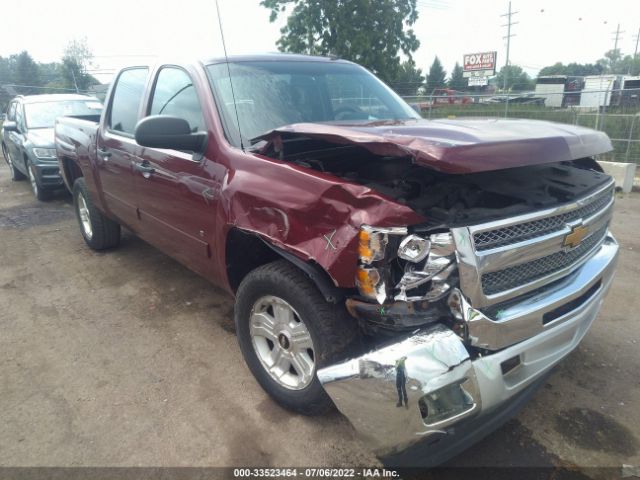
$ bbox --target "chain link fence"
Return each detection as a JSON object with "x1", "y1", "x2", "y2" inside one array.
[{"x1": 402, "y1": 88, "x2": 640, "y2": 164}]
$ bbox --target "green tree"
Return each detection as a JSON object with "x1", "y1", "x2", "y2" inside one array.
[
  {"x1": 619, "y1": 55, "x2": 640, "y2": 76},
  {"x1": 495, "y1": 64, "x2": 533, "y2": 91},
  {"x1": 0, "y1": 56, "x2": 13, "y2": 111},
  {"x1": 14, "y1": 51, "x2": 42, "y2": 95},
  {"x1": 260, "y1": 0, "x2": 420, "y2": 83},
  {"x1": 61, "y1": 38, "x2": 98, "y2": 91},
  {"x1": 597, "y1": 49, "x2": 624, "y2": 74},
  {"x1": 390, "y1": 60, "x2": 424, "y2": 96},
  {"x1": 596, "y1": 50, "x2": 640, "y2": 75},
  {"x1": 425, "y1": 56, "x2": 446, "y2": 93},
  {"x1": 538, "y1": 61, "x2": 604, "y2": 77},
  {"x1": 448, "y1": 62, "x2": 466, "y2": 90}
]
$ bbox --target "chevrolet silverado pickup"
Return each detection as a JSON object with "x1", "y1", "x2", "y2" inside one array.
[{"x1": 54, "y1": 54, "x2": 618, "y2": 464}]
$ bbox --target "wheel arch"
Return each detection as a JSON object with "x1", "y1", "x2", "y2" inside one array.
[
  {"x1": 225, "y1": 228, "x2": 345, "y2": 304},
  {"x1": 59, "y1": 155, "x2": 84, "y2": 191}
]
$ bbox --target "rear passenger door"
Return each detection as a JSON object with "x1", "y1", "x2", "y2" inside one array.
[
  {"x1": 134, "y1": 66, "x2": 222, "y2": 278},
  {"x1": 97, "y1": 67, "x2": 149, "y2": 229}
]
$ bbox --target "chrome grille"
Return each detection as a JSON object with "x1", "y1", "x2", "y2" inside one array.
[
  {"x1": 481, "y1": 225, "x2": 609, "y2": 295},
  {"x1": 474, "y1": 186, "x2": 614, "y2": 251},
  {"x1": 452, "y1": 180, "x2": 615, "y2": 308}
]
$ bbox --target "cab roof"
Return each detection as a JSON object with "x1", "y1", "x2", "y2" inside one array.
[{"x1": 203, "y1": 52, "x2": 352, "y2": 66}]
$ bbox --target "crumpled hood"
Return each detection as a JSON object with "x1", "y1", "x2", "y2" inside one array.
[
  {"x1": 257, "y1": 118, "x2": 612, "y2": 174},
  {"x1": 27, "y1": 128, "x2": 55, "y2": 147}
]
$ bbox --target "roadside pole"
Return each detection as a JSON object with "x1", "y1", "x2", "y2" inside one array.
[{"x1": 501, "y1": 1, "x2": 518, "y2": 118}]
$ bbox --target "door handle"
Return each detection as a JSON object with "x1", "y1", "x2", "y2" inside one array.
[
  {"x1": 97, "y1": 148, "x2": 112, "y2": 161},
  {"x1": 134, "y1": 161, "x2": 155, "y2": 179}
]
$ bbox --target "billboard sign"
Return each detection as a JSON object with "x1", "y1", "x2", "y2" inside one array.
[
  {"x1": 468, "y1": 76, "x2": 489, "y2": 87},
  {"x1": 463, "y1": 51, "x2": 497, "y2": 78}
]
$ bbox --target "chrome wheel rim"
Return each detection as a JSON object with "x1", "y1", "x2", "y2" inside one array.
[
  {"x1": 77, "y1": 193, "x2": 93, "y2": 239},
  {"x1": 250, "y1": 295, "x2": 315, "y2": 390},
  {"x1": 28, "y1": 166, "x2": 38, "y2": 196}
]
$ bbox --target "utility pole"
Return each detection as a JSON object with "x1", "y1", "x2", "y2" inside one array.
[
  {"x1": 630, "y1": 28, "x2": 639, "y2": 75},
  {"x1": 501, "y1": 1, "x2": 518, "y2": 117},
  {"x1": 610, "y1": 24, "x2": 624, "y2": 75},
  {"x1": 70, "y1": 69, "x2": 80, "y2": 94},
  {"x1": 612, "y1": 23, "x2": 624, "y2": 52}
]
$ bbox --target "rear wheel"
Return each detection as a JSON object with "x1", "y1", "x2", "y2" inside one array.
[
  {"x1": 27, "y1": 163, "x2": 52, "y2": 201},
  {"x1": 235, "y1": 260, "x2": 359, "y2": 415},
  {"x1": 73, "y1": 177, "x2": 121, "y2": 250},
  {"x1": 2, "y1": 144, "x2": 25, "y2": 181}
]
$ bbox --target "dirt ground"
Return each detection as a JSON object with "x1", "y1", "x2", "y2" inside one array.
[{"x1": 0, "y1": 156, "x2": 639, "y2": 476}]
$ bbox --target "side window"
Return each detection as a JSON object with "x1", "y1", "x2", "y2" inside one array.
[
  {"x1": 7, "y1": 102, "x2": 17, "y2": 121},
  {"x1": 150, "y1": 67, "x2": 205, "y2": 132},
  {"x1": 108, "y1": 68, "x2": 149, "y2": 135},
  {"x1": 15, "y1": 104, "x2": 25, "y2": 131}
]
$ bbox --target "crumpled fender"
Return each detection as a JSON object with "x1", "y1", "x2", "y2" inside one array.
[{"x1": 220, "y1": 152, "x2": 424, "y2": 288}]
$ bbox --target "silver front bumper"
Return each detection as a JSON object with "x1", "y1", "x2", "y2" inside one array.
[{"x1": 318, "y1": 234, "x2": 618, "y2": 456}]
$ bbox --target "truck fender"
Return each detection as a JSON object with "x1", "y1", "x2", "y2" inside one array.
[{"x1": 262, "y1": 240, "x2": 346, "y2": 304}]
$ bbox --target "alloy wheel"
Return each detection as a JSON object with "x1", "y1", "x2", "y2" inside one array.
[
  {"x1": 77, "y1": 193, "x2": 93, "y2": 239},
  {"x1": 249, "y1": 295, "x2": 315, "y2": 390},
  {"x1": 28, "y1": 166, "x2": 38, "y2": 197}
]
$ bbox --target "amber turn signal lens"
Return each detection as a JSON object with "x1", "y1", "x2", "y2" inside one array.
[
  {"x1": 358, "y1": 229, "x2": 374, "y2": 263},
  {"x1": 356, "y1": 267, "x2": 381, "y2": 298}
]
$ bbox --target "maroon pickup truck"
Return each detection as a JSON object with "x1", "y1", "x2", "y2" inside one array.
[{"x1": 55, "y1": 54, "x2": 618, "y2": 464}]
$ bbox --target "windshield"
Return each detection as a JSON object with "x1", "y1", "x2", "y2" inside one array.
[
  {"x1": 24, "y1": 100, "x2": 103, "y2": 129},
  {"x1": 206, "y1": 61, "x2": 419, "y2": 147}
]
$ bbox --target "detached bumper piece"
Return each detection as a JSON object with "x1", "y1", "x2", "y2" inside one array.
[{"x1": 318, "y1": 233, "x2": 618, "y2": 456}]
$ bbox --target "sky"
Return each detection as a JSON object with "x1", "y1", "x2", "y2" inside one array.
[{"x1": 0, "y1": 0, "x2": 638, "y2": 85}]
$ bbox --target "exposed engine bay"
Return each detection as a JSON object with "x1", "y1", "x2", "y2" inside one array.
[
  {"x1": 263, "y1": 136, "x2": 613, "y2": 337},
  {"x1": 265, "y1": 137, "x2": 611, "y2": 227}
]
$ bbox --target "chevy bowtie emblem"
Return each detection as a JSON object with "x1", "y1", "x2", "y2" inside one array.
[{"x1": 563, "y1": 224, "x2": 588, "y2": 249}]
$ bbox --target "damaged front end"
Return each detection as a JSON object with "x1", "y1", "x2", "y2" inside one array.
[
  {"x1": 352, "y1": 225, "x2": 460, "y2": 334},
  {"x1": 254, "y1": 120, "x2": 619, "y2": 458}
]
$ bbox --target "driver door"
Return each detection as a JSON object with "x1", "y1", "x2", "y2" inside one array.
[{"x1": 134, "y1": 66, "x2": 224, "y2": 279}]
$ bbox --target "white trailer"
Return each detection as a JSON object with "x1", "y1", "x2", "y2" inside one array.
[
  {"x1": 579, "y1": 75, "x2": 619, "y2": 108},
  {"x1": 535, "y1": 76, "x2": 567, "y2": 108}
]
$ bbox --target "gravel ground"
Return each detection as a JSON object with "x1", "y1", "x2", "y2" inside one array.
[{"x1": 0, "y1": 156, "x2": 638, "y2": 478}]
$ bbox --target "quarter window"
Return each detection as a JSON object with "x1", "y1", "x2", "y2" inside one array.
[
  {"x1": 108, "y1": 68, "x2": 149, "y2": 135},
  {"x1": 150, "y1": 67, "x2": 204, "y2": 133}
]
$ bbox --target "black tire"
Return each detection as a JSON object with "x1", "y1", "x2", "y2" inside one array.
[
  {"x1": 235, "y1": 259, "x2": 359, "y2": 415},
  {"x1": 27, "y1": 162, "x2": 52, "y2": 201},
  {"x1": 2, "y1": 144, "x2": 25, "y2": 181},
  {"x1": 73, "y1": 177, "x2": 121, "y2": 250}
]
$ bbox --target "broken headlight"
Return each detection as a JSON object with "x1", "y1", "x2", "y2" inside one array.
[
  {"x1": 398, "y1": 235, "x2": 430, "y2": 262},
  {"x1": 395, "y1": 232, "x2": 457, "y2": 302},
  {"x1": 355, "y1": 226, "x2": 457, "y2": 305}
]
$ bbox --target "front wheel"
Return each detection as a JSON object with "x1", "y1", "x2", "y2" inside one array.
[
  {"x1": 73, "y1": 178, "x2": 121, "y2": 250},
  {"x1": 28, "y1": 163, "x2": 52, "y2": 201},
  {"x1": 235, "y1": 260, "x2": 359, "y2": 415}
]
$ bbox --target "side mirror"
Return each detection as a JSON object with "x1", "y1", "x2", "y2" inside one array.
[
  {"x1": 134, "y1": 115, "x2": 207, "y2": 155},
  {"x1": 2, "y1": 121, "x2": 18, "y2": 133}
]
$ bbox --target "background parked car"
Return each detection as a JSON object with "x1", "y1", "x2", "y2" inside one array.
[{"x1": 1, "y1": 94, "x2": 102, "y2": 200}]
